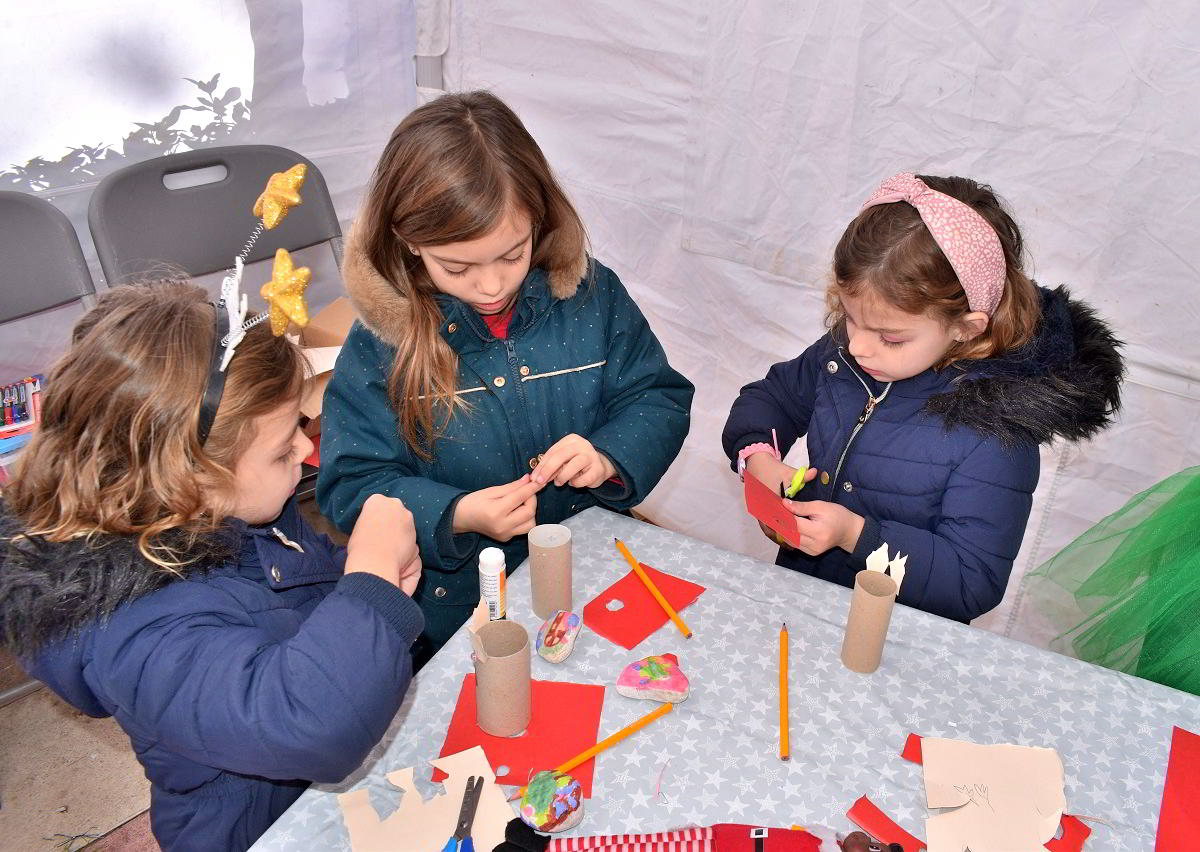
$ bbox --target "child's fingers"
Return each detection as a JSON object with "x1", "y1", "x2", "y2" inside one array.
[
  {"x1": 554, "y1": 454, "x2": 591, "y2": 487},
  {"x1": 499, "y1": 479, "x2": 542, "y2": 511},
  {"x1": 488, "y1": 474, "x2": 533, "y2": 496},
  {"x1": 782, "y1": 499, "x2": 819, "y2": 517},
  {"x1": 804, "y1": 466, "x2": 819, "y2": 483}
]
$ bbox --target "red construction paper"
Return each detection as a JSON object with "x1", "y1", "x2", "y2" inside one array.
[
  {"x1": 1045, "y1": 815, "x2": 1091, "y2": 852},
  {"x1": 901, "y1": 732, "x2": 923, "y2": 764},
  {"x1": 583, "y1": 562, "x2": 705, "y2": 650},
  {"x1": 1155, "y1": 726, "x2": 1200, "y2": 851},
  {"x1": 434, "y1": 675, "x2": 606, "y2": 797},
  {"x1": 846, "y1": 796, "x2": 927, "y2": 852},
  {"x1": 901, "y1": 733, "x2": 1089, "y2": 851},
  {"x1": 744, "y1": 473, "x2": 804, "y2": 548}
]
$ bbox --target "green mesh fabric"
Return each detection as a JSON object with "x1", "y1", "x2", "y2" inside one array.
[{"x1": 1028, "y1": 466, "x2": 1200, "y2": 696}]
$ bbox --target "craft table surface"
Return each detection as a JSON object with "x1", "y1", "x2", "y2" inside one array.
[{"x1": 253, "y1": 507, "x2": 1200, "y2": 851}]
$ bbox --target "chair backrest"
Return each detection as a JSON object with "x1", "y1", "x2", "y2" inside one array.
[
  {"x1": 0, "y1": 191, "x2": 96, "y2": 324},
  {"x1": 88, "y1": 145, "x2": 342, "y2": 284}
]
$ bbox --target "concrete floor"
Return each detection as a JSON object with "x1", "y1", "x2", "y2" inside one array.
[{"x1": 0, "y1": 687, "x2": 151, "y2": 850}]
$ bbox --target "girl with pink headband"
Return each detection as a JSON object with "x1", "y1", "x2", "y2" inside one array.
[{"x1": 723, "y1": 173, "x2": 1124, "y2": 622}]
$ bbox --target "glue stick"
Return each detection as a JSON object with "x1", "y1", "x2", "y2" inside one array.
[{"x1": 478, "y1": 547, "x2": 507, "y2": 620}]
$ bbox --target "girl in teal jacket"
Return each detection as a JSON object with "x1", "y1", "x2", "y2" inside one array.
[{"x1": 316, "y1": 91, "x2": 693, "y2": 665}]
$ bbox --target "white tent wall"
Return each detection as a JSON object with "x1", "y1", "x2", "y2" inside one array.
[
  {"x1": 436, "y1": 0, "x2": 1200, "y2": 646},
  {"x1": 0, "y1": 0, "x2": 418, "y2": 380}
]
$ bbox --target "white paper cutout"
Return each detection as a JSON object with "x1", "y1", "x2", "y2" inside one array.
[
  {"x1": 922, "y1": 738, "x2": 1065, "y2": 852},
  {"x1": 337, "y1": 745, "x2": 515, "y2": 852},
  {"x1": 865, "y1": 543, "x2": 907, "y2": 592}
]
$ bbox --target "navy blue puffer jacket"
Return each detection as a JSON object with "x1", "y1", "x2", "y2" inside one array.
[
  {"x1": 723, "y1": 286, "x2": 1122, "y2": 622},
  {"x1": 0, "y1": 498, "x2": 424, "y2": 852}
]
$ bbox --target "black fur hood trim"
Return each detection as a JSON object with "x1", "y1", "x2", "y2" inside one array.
[
  {"x1": 0, "y1": 501, "x2": 239, "y2": 657},
  {"x1": 926, "y1": 285, "x2": 1124, "y2": 446}
]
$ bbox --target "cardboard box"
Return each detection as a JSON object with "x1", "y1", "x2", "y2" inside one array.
[{"x1": 295, "y1": 296, "x2": 357, "y2": 437}]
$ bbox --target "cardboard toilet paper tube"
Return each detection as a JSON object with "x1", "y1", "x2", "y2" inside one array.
[
  {"x1": 840, "y1": 570, "x2": 898, "y2": 674},
  {"x1": 474, "y1": 620, "x2": 532, "y2": 736},
  {"x1": 528, "y1": 524, "x2": 573, "y2": 620}
]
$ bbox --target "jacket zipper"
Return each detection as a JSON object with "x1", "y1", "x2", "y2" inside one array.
[{"x1": 830, "y1": 349, "x2": 892, "y2": 492}]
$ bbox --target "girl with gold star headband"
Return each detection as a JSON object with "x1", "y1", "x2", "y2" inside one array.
[{"x1": 0, "y1": 162, "x2": 427, "y2": 852}]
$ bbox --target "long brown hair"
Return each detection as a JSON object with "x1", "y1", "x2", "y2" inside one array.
[
  {"x1": 4, "y1": 281, "x2": 305, "y2": 568},
  {"x1": 358, "y1": 90, "x2": 588, "y2": 459},
  {"x1": 828, "y1": 174, "x2": 1042, "y2": 368}
]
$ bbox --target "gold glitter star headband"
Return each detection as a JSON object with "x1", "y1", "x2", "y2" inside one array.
[{"x1": 198, "y1": 164, "x2": 313, "y2": 444}]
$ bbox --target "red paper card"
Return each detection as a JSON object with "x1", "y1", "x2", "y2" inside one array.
[
  {"x1": 1156, "y1": 726, "x2": 1200, "y2": 851},
  {"x1": 583, "y1": 562, "x2": 705, "y2": 650},
  {"x1": 744, "y1": 472, "x2": 804, "y2": 548},
  {"x1": 846, "y1": 796, "x2": 927, "y2": 852},
  {"x1": 435, "y1": 675, "x2": 606, "y2": 797}
]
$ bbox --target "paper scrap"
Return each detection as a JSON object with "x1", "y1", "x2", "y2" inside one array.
[
  {"x1": 922, "y1": 738, "x2": 1065, "y2": 852},
  {"x1": 435, "y1": 675, "x2": 606, "y2": 797},
  {"x1": 583, "y1": 562, "x2": 705, "y2": 650},
  {"x1": 337, "y1": 746, "x2": 513, "y2": 852},
  {"x1": 846, "y1": 795, "x2": 927, "y2": 851},
  {"x1": 902, "y1": 733, "x2": 1088, "y2": 852},
  {"x1": 865, "y1": 543, "x2": 907, "y2": 592}
]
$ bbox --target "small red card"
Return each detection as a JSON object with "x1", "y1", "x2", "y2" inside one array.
[
  {"x1": 583, "y1": 562, "x2": 705, "y2": 650},
  {"x1": 744, "y1": 472, "x2": 804, "y2": 548},
  {"x1": 434, "y1": 676, "x2": 606, "y2": 797}
]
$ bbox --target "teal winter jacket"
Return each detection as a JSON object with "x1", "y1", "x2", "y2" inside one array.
[{"x1": 316, "y1": 226, "x2": 693, "y2": 663}]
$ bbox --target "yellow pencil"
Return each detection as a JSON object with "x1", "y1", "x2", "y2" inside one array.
[
  {"x1": 779, "y1": 621, "x2": 790, "y2": 761},
  {"x1": 614, "y1": 537, "x2": 693, "y2": 639},
  {"x1": 508, "y1": 702, "x2": 674, "y2": 800}
]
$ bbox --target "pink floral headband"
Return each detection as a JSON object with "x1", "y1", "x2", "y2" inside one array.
[{"x1": 860, "y1": 172, "x2": 1006, "y2": 316}]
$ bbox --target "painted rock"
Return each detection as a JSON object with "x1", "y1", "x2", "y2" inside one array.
[
  {"x1": 615, "y1": 653, "x2": 690, "y2": 703},
  {"x1": 536, "y1": 610, "x2": 582, "y2": 663},
  {"x1": 519, "y1": 770, "x2": 584, "y2": 833}
]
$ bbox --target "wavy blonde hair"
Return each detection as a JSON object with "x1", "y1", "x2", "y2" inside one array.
[
  {"x1": 4, "y1": 281, "x2": 305, "y2": 568},
  {"x1": 827, "y1": 174, "x2": 1042, "y2": 369},
  {"x1": 359, "y1": 90, "x2": 588, "y2": 460}
]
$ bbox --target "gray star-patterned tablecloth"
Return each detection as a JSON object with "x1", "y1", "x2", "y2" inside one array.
[{"x1": 253, "y1": 507, "x2": 1199, "y2": 851}]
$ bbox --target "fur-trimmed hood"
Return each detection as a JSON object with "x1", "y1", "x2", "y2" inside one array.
[
  {"x1": 341, "y1": 219, "x2": 589, "y2": 347},
  {"x1": 0, "y1": 501, "x2": 238, "y2": 657},
  {"x1": 926, "y1": 285, "x2": 1124, "y2": 446}
]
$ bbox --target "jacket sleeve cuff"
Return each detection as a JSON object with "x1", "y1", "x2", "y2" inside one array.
[
  {"x1": 849, "y1": 516, "x2": 883, "y2": 566},
  {"x1": 590, "y1": 453, "x2": 635, "y2": 504},
  {"x1": 435, "y1": 492, "x2": 482, "y2": 568},
  {"x1": 336, "y1": 572, "x2": 426, "y2": 646}
]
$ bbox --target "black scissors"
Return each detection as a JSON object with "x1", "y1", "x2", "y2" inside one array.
[{"x1": 440, "y1": 775, "x2": 483, "y2": 852}]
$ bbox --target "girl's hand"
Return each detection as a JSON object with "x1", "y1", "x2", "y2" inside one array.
[
  {"x1": 745, "y1": 454, "x2": 817, "y2": 496},
  {"x1": 533, "y1": 434, "x2": 617, "y2": 489},
  {"x1": 345, "y1": 494, "x2": 421, "y2": 587},
  {"x1": 397, "y1": 553, "x2": 422, "y2": 596},
  {"x1": 453, "y1": 475, "x2": 541, "y2": 541},
  {"x1": 782, "y1": 499, "x2": 865, "y2": 556}
]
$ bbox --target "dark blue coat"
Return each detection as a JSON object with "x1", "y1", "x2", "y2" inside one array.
[
  {"x1": 318, "y1": 229, "x2": 693, "y2": 663},
  {"x1": 722, "y1": 286, "x2": 1123, "y2": 622},
  {"x1": 1, "y1": 499, "x2": 424, "y2": 852}
]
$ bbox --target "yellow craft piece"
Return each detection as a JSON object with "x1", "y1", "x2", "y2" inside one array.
[
  {"x1": 260, "y1": 249, "x2": 311, "y2": 335},
  {"x1": 253, "y1": 164, "x2": 307, "y2": 229}
]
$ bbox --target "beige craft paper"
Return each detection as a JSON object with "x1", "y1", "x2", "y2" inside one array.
[
  {"x1": 922, "y1": 737, "x2": 1065, "y2": 852},
  {"x1": 840, "y1": 569, "x2": 898, "y2": 673},
  {"x1": 337, "y1": 745, "x2": 515, "y2": 852},
  {"x1": 473, "y1": 619, "x2": 532, "y2": 736},
  {"x1": 528, "y1": 524, "x2": 573, "y2": 619}
]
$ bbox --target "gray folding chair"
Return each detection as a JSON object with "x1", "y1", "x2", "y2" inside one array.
[
  {"x1": 0, "y1": 191, "x2": 96, "y2": 323},
  {"x1": 87, "y1": 144, "x2": 343, "y2": 284}
]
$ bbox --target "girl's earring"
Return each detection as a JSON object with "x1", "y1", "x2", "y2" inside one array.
[{"x1": 407, "y1": 245, "x2": 421, "y2": 256}]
